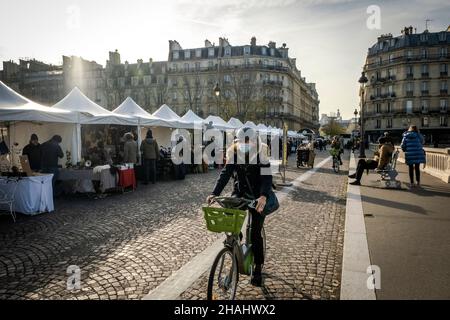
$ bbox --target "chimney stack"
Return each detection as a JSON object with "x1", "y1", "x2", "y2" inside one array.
[{"x1": 251, "y1": 36, "x2": 256, "y2": 46}]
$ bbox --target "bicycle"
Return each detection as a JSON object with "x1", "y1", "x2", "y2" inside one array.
[
  {"x1": 203, "y1": 196, "x2": 266, "y2": 300},
  {"x1": 330, "y1": 149, "x2": 340, "y2": 173}
]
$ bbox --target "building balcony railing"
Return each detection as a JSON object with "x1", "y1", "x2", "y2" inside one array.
[
  {"x1": 441, "y1": 71, "x2": 449, "y2": 77},
  {"x1": 264, "y1": 96, "x2": 283, "y2": 102},
  {"x1": 406, "y1": 91, "x2": 414, "y2": 97},
  {"x1": 406, "y1": 73, "x2": 414, "y2": 79},
  {"x1": 262, "y1": 80, "x2": 284, "y2": 86},
  {"x1": 421, "y1": 90, "x2": 430, "y2": 96},
  {"x1": 441, "y1": 89, "x2": 448, "y2": 95},
  {"x1": 421, "y1": 72, "x2": 430, "y2": 78},
  {"x1": 370, "y1": 75, "x2": 397, "y2": 84},
  {"x1": 167, "y1": 63, "x2": 290, "y2": 74},
  {"x1": 369, "y1": 92, "x2": 396, "y2": 100}
]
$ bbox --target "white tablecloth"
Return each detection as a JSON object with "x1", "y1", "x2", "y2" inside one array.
[{"x1": 0, "y1": 175, "x2": 54, "y2": 215}]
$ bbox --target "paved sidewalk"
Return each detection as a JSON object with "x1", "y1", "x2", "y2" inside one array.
[{"x1": 352, "y1": 152, "x2": 450, "y2": 299}]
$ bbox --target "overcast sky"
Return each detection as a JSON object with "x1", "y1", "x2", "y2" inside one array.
[{"x1": 1, "y1": 0, "x2": 449, "y2": 119}]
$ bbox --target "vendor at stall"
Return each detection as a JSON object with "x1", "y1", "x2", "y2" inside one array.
[{"x1": 22, "y1": 134, "x2": 41, "y2": 171}]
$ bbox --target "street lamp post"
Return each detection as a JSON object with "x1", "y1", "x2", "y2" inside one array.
[
  {"x1": 358, "y1": 71, "x2": 368, "y2": 158},
  {"x1": 214, "y1": 82, "x2": 221, "y2": 114}
]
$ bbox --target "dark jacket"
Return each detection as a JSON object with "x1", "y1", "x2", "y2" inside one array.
[
  {"x1": 212, "y1": 144, "x2": 272, "y2": 199},
  {"x1": 140, "y1": 138, "x2": 160, "y2": 160},
  {"x1": 40, "y1": 140, "x2": 64, "y2": 168},
  {"x1": 401, "y1": 131, "x2": 425, "y2": 165},
  {"x1": 22, "y1": 143, "x2": 41, "y2": 171}
]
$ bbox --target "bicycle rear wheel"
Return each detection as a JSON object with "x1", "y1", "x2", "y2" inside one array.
[{"x1": 207, "y1": 247, "x2": 239, "y2": 300}]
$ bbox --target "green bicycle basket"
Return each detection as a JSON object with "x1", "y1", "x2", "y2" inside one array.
[{"x1": 203, "y1": 207, "x2": 247, "y2": 234}]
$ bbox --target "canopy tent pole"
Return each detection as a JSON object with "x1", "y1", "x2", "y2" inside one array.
[
  {"x1": 76, "y1": 123, "x2": 82, "y2": 165},
  {"x1": 137, "y1": 118, "x2": 142, "y2": 165}
]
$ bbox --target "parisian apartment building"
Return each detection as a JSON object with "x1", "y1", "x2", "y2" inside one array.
[
  {"x1": 363, "y1": 26, "x2": 450, "y2": 144},
  {"x1": 0, "y1": 37, "x2": 320, "y2": 131}
]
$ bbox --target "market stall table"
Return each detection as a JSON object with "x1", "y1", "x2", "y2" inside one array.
[
  {"x1": 58, "y1": 168, "x2": 97, "y2": 193},
  {"x1": 118, "y1": 168, "x2": 136, "y2": 190},
  {"x1": 0, "y1": 174, "x2": 54, "y2": 215}
]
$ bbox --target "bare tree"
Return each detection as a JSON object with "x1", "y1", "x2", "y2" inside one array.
[
  {"x1": 180, "y1": 72, "x2": 204, "y2": 114},
  {"x1": 146, "y1": 80, "x2": 168, "y2": 111},
  {"x1": 219, "y1": 70, "x2": 274, "y2": 122}
]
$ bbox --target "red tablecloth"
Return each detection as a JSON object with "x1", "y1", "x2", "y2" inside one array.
[{"x1": 118, "y1": 168, "x2": 136, "y2": 190}]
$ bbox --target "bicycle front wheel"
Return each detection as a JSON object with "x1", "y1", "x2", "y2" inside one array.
[
  {"x1": 207, "y1": 247, "x2": 239, "y2": 300},
  {"x1": 333, "y1": 159, "x2": 340, "y2": 173}
]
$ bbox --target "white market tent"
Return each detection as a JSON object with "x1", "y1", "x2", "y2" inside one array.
[
  {"x1": 181, "y1": 109, "x2": 204, "y2": 126},
  {"x1": 256, "y1": 123, "x2": 269, "y2": 134},
  {"x1": 113, "y1": 97, "x2": 169, "y2": 127},
  {"x1": 53, "y1": 87, "x2": 135, "y2": 125},
  {"x1": 243, "y1": 121, "x2": 258, "y2": 130},
  {"x1": 204, "y1": 115, "x2": 234, "y2": 131},
  {"x1": 0, "y1": 81, "x2": 73, "y2": 123},
  {"x1": 51, "y1": 87, "x2": 137, "y2": 164},
  {"x1": 227, "y1": 117, "x2": 244, "y2": 129},
  {"x1": 0, "y1": 81, "x2": 80, "y2": 168},
  {"x1": 113, "y1": 97, "x2": 174, "y2": 157},
  {"x1": 150, "y1": 104, "x2": 193, "y2": 147}
]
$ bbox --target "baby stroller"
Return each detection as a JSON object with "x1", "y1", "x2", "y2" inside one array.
[{"x1": 296, "y1": 148, "x2": 309, "y2": 168}]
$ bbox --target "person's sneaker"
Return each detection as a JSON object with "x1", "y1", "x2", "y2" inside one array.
[
  {"x1": 349, "y1": 180, "x2": 361, "y2": 186},
  {"x1": 408, "y1": 183, "x2": 415, "y2": 189},
  {"x1": 348, "y1": 173, "x2": 356, "y2": 179}
]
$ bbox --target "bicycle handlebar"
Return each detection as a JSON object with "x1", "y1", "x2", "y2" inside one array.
[{"x1": 209, "y1": 196, "x2": 254, "y2": 210}]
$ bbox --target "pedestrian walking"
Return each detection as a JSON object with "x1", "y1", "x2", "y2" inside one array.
[{"x1": 401, "y1": 125, "x2": 425, "y2": 188}]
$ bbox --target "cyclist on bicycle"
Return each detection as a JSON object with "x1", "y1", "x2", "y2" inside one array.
[
  {"x1": 330, "y1": 136, "x2": 343, "y2": 165},
  {"x1": 207, "y1": 127, "x2": 273, "y2": 287}
]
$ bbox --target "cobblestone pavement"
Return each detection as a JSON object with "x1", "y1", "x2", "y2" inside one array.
[
  {"x1": 0, "y1": 150, "x2": 348, "y2": 300},
  {"x1": 181, "y1": 150, "x2": 349, "y2": 300},
  {"x1": 0, "y1": 169, "x2": 228, "y2": 300}
]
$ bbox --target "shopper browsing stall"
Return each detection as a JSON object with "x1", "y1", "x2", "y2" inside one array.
[
  {"x1": 22, "y1": 134, "x2": 41, "y2": 171},
  {"x1": 140, "y1": 130, "x2": 159, "y2": 185}
]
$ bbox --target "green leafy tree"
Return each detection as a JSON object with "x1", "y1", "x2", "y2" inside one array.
[{"x1": 321, "y1": 119, "x2": 346, "y2": 137}]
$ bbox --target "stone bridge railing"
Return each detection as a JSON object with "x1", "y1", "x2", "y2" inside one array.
[{"x1": 369, "y1": 144, "x2": 450, "y2": 183}]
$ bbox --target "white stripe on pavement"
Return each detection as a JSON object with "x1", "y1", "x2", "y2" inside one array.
[
  {"x1": 340, "y1": 153, "x2": 376, "y2": 300},
  {"x1": 143, "y1": 156, "x2": 331, "y2": 300}
]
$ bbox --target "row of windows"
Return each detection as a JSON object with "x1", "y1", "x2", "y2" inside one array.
[
  {"x1": 170, "y1": 59, "x2": 284, "y2": 72},
  {"x1": 372, "y1": 46, "x2": 448, "y2": 64},
  {"x1": 374, "y1": 116, "x2": 448, "y2": 128},
  {"x1": 371, "y1": 80, "x2": 448, "y2": 96},
  {"x1": 372, "y1": 63, "x2": 448, "y2": 80},
  {"x1": 172, "y1": 46, "x2": 278, "y2": 60},
  {"x1": 372, "y1": 99, "x2": 449, "y2": 113}
]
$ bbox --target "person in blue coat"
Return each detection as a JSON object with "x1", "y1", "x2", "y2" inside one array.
[{"x1": 401, "y1": 125, "x2": 425, "y2": 187}]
